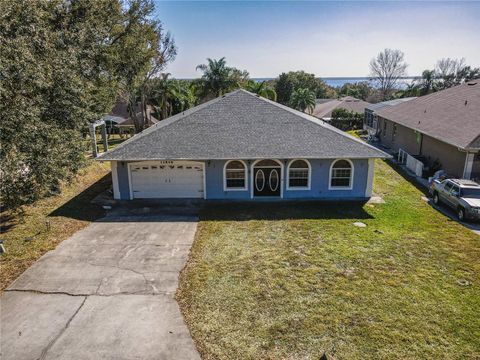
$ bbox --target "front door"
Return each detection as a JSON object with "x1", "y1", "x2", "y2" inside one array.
[{"x1": 254, "y1": 167, "x2": 281, "y2": 197}]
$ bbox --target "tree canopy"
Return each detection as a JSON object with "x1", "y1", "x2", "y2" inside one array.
[
  {"x1": 0, "y1": 0, "x2": 173, "y2": 209},
  {"x1": 370, "y1": 48, "x2": 408, "y2": 100},
  {"x1": 196, "y1": 57, "x2": 249, "y2": 100},
  {"x1": 244, "y1": 80, "x2": 277, "y2": 101},
  {"x1": 274, "y1": 71, "x2": 335, "y2": 105},
  {"x1": 395, "y1": 57, "x2": 480, "y2": 98},
  {"x1": 289, "y1": 88, "x2": 316, "y2": 114}
]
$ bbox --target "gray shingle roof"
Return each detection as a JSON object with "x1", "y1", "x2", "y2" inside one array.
[
  {"x1": 366, "y1": 97, "x2": 417, "y2": 112},
  {"x1": 99, "y1": 90, "x2": 389, "y2": 161},
  {"x1": 375, "y1": 80, "x2": 480, "y2": 150}
]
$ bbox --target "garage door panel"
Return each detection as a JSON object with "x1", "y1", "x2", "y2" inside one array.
[{"x1": 130, "y1": 161, "x2": 204, "y2": 199}]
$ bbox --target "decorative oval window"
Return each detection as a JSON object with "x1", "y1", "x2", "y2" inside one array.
[
  {"x1": 255, "y1": 170, "x2": 265, "y2": 191},
  {"x1": 269, "y1": 169, "x2": 279, "y2": 191}
]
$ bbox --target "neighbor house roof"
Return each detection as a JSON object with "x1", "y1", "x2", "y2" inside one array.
[
  {"x1": 103, "y1": 100, "x2": 159, "y2": 126},
  {"x1": 99, "y1": 90, "x2": 389, "y2": 161},
  {"x1": 376, "y1": 80, "x2": 480, "y2": 150},
  {"x1": 365, "y1": 97, "x2": 416, "y2": 112},
  {"x1": 313, "y1": 96, "x2": 371, "y2": 119}
]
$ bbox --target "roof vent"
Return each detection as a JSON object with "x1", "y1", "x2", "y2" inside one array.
[{"x1": 465, "y1": 100, "x2": 468, "y2": 106}]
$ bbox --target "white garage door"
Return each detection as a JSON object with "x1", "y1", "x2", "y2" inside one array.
[{"x1": 129, "y1": 161, "x2": 204, "y2": 199}]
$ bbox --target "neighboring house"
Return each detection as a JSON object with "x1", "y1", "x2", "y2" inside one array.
[
  {"x1": 99, "y1": 90, "x2": 389, "y2": 200},
  {"x1": 373, "y1": 80, "x2": 480, "y2": 180},
  {"x1": 103, "y1": 100, "x2": 159, "y2": 130},
  {"x1": 313, "y1": 96, "x2": 371, "y2": 121},
  {"x1": 363, "y1": 97, "x2": 416, "y2": 134}
]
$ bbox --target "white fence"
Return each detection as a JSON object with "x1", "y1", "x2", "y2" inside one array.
[{"x1": 398, "y1": 148, "x2": 424, "y2": 177}]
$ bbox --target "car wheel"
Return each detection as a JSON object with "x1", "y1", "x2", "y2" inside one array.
[
  {"x1": 433, "y1": 193, "x2": 440, "y2": 205},
  {"x1": 458, "y1": 208, "x2": 465, "y2": 221}
]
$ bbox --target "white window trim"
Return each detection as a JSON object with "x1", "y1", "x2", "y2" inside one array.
[
  {"x1": 329, "y1": 159, "x2": 354, "y2": 190},
  {"x1": 286, "y1": 159, "x2": 311, "y2": 190},
  {"x1": 223, "y1": 160, "x2": 248, "y2": 191},
  {"x1": 250, "y1": 159, "x2": 284, "y2": 198}
]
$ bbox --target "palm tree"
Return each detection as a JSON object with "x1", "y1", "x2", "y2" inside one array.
[
  {"x1": 152, "y1": 73, "x2": 177, "y2": 119},
  {"x1": 419, "y1": 69, "x2": 435, "y2": 95},
  {"x1": 196, "y1": 57, "x2": 247, "y2": 98},
  {"x1": 170, "y1": 81, "x2": 197, "y2": 113},
  {"x1": 244, "y1": 80, "x2": 277, "y2": 101},
  {"x1": 289, "y1": 88, "x2": 316, "y2": 113}
]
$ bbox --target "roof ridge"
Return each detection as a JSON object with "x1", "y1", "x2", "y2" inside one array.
[
  {"x1": 98, "y1": 90, "x2": 241, "y2": 159},
  {"x1": 99, "y1": 88, "x2": 389, "y2": 161},
  {"x1": 241, "y1": 90, "x2": 388, "y2": 156}
]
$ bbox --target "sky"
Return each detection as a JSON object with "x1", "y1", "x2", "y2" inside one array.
[{"x1": 154, "y1": 1, "x2": 480, "y2": 78}]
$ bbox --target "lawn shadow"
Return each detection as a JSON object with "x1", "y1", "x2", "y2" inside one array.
[
  {"x1": 200, "y1": 200, "x2": 373, "y2": 221},
  {"x1": 0, "y1": 212, "x2": 19, "y2": 234},
  {"x1": 49, "y1": 173, "x2": 112, "y2": 221}
]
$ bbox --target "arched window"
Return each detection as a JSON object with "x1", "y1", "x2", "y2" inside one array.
[
  {"x1": 330, "y1": 159, "x2": 353, "y2": 189},
  {"x1": 287, "y1": 160, "x2": 311, "y2": 189},
  {"x1": 224, "y1": 160, "x2": 247, "y2": 190}
]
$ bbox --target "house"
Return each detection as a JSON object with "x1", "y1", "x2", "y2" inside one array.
[
  {"x1": 372, "y1": 80, "x2": 480, "y2": 180},
  {"x1": 313, "y1": 96, "x2": 371, "y2": 121},
  {"x1": 363, "y1": 97, "x2": 416, "y2": 133},
  {"x1": 103, "y1": 99, "x2": 159, "y2": 132},
  {"x1": 99, "y1": 90, "x2": 389, "y2": 200}
]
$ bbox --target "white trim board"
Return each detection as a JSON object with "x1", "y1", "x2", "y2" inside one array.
[
  {"x1": 223, "y1": 160, "x2": 248, "y2": 192},
  {"x1": 286, "y1": 159, "x2": 311, "y2": 191},
  {"x1": 250, "y1": 159, "x2": 284, "y2": 199},
  {"x1": 328, "y1": 159, "x2": 355, "y2": 191}
]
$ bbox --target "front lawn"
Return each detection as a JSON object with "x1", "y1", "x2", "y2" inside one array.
[
  {"x1": 177, "y1": 159, "x2": 480, "y2": 359},
  {"x1": 0, "y1": 161, "x2": 111, "y2": 291}
]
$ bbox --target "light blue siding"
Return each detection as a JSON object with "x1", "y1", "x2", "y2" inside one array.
[
  {"x1": 113, "y1": 158, "x2": 372, "y2": 200},
  {"x1": 204, "y1": 160, "x2": 251, "y2": 199},
  {"x1": 205, "y1": 159, "x2": 369, "y2": 200},
  {"x1": 284, "y1": 159, "x2": 368, "y2": 199}
]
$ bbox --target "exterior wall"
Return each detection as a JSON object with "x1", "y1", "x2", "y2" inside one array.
[
  {"x1": 472, "y1": 154, "x2": 480, "y2": 181},
  {"x1": 113, "y1": 161, "x2": 132, "y2": 200},
  {"x1": 204, "y1": 160, "x2": 251, "y2": 200},
  {"x1": 421, "y1": 136, "x2": 466, "y2": 177},
  {"x1": 113, "y1": 158, "x2": 374, "y2": 200},
  {"x1": 205, "y1": 158, "x2": 370, "y2": 200},
  {"x1": 377, "y1": 116, "x2": 470, "y2": 178},
  {"x1": 377, "y1": 117, "x2": 420, "y2": 154}
]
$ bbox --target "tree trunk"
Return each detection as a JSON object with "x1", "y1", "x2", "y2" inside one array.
[{"x1": 128, "y1": 95, "x2": 144, "y2": 133}]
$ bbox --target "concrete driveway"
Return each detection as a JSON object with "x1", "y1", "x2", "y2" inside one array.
[{"x1": 1, "y1": 211, "x2": 201, "y2": 360}]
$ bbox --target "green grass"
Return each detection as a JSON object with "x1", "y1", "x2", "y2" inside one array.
[
  {"x1": 0, "y1": 161, "x2": 111, "y2": 291},
  {"x1": 177, "y1": 159, "x2": 480, "y2": 360}
]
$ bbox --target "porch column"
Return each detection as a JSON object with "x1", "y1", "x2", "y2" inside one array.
[
  {"x1": 463, "y1": 152, "x2": 475, "y2": 179},
  {"x1": 101, "y1": 124, "x2": 108, "y2": 152},
  {"x1": 90, "y1": 124, "x2": 98, "y2": 158}
]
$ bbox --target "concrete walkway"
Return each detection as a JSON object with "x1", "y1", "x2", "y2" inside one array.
[{"x1": 1, "y1": 213, "x2": 201, "y2": 360}]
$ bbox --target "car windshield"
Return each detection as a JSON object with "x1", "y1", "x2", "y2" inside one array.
[{"x1": 461, "y1": 187, "x2": 480, "y2": 197}]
